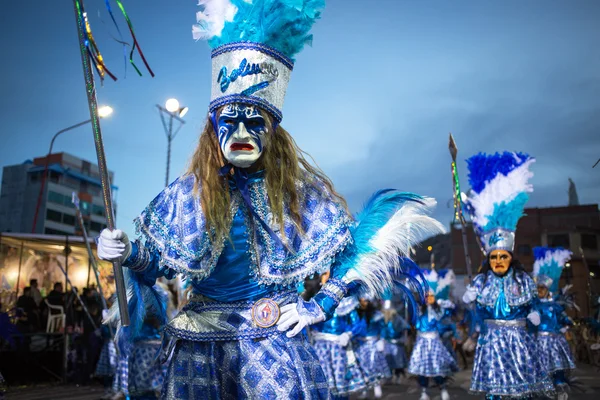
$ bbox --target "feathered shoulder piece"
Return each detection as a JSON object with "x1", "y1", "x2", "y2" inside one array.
[
  {"x1": 533, "y1": 246, "x2": 572, "y2": 294},
  {"x1": 465, "y1": 152, "x2": 535, "y2": 254},
  {"x1": 193, "y1": 0, "x2": 325, "y2": 122}
]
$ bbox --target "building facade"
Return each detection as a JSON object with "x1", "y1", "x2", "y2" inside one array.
[
  {"x1": 450, "y1": 204, "x2": 600, "y2": 318},
  {"x1": 0, "y1": 152, "x2": 116, "y2": 237}
]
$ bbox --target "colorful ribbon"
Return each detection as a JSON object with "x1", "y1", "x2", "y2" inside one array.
[{"x1": 114, "y1": 0, "x2": 155, "y2": 77}]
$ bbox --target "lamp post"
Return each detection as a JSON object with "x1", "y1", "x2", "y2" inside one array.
[
  {"x1": 157, "y1": 99, "x2": 187, "y2": 187},
  {"x1": 31, "y1": 106, "x2": 113, "y2": 233}
]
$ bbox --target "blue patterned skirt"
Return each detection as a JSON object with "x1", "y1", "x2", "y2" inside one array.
[
  {"x1": 113, "y1": 355, "x2": 130, "y2": 395},
  {"x1": 95, "y1": 339, "x2": 117, "y2": 377},
  {"x1": 161, "y1": 332, "x2": 330, "y2": 399},
  {"x1": 471, "y1": 320, "x2": 554, "y2": 397},
  {"x1": 408, "y1": 332, "x2": 458, "y2": 377},
  {"x1": 538, "y1": 332, "x2": 576, "y2": 373},
  {"x1": 129, "y1": 340, "x2": 168, "y2": 397},
  {"x1": 313, "y1": 335, "x2": 367, "y2": 396},
  {"x1": 383, "y1": 340, "x2": 407, "y2": 370},
  {"x1": 354, "y1": 337, "x2": 391, "y2": 385}
]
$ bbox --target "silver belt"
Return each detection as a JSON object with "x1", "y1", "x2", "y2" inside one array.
[
  {"x1": 387, "y1": 338, "x2": 404, "y2": 345},
  {"x1": 484, "y1": 319, "x2": 526, "y2": 328},
  {"x1": 538, "y1": 331, "x2": 558, "y2": 337},
  {"x1": 357, "y1": 336, "x2": 379, "y2": 342},
  {"x1": 418, "y1": 332, "x2": 439, "y2": 339},
  {"x1": 312, "y1": 332, "x2": 343, "y2": 342}
]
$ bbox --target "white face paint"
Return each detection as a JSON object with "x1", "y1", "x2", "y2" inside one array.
[{"x1": 217, "y1": 104, "x2": 268, "y2": 168}]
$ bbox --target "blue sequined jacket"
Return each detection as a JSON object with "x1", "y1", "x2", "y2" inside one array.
[
  {"x1": 122, "y1": 171, "x2": 353, "y2": 337},
  {"x1": 312, "y1": 297, "x2": 363, "y2": 336},
  {"x1": 470, "y1": 269, "x2": 538, "y2": 330},
  {"x1": 535, "y1": 298, "x2": 572, "y2": 334},
  {"x1": 381, "y1": 314, "x2": 410, "y2": 342}
]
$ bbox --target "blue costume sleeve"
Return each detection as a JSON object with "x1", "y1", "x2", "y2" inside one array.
[
  {"x1": 312, "y1": 277, "x2": 350, "y2": 320},
  {"x1": 123, "y1": 241, "x2": 177, "y2": 286},
  {"x1": 349, "y1": 311, "x2": 366, "y2": 337},
  {"x1": 558, "y1": 305, "x2": 573, "y2": 327}
]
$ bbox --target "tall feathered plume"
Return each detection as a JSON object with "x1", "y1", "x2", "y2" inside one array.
[
  {"x1": 333, "y1": 189, "x2": 445, "y2": 301},
  {"x1": 423, "y1": 268, "x2": 455, "y2": 300},
  {"x1": 533, "y1": 246, "x2": 572, "y2": 294},
  {"x1": 466, "y1": 152, "x2": 535, "y2": 232},
  {"x1": 193, "y1": 0, "x2": 325, "y2": 60},
  {"x1": 104, "y1": 269, "x2": 167, "y2": 353}
]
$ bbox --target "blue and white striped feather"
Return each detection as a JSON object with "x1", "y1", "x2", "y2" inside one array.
[
  {"x1": 333, "y1": 189, "x2": 445, "y2": 301},
  {"x1": 533, "y1": 246, "x2": 572, "y2": 294},
  {"x1": 104, "y1": 269, "x2": 168, "y2": 353},
  {"x1": 193, "y1": 0, "x2": 325, "y2": 60},
  {"x1": 422, "y1": 268, "x2": 455, "y2": 300},
  {"x1": 465, "y1": 152, "x2": 535, "y2": 232}
]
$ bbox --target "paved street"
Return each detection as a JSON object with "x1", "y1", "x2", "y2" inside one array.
[{"x1": 4, "y1": 364, "x2": 600, "y2": 399}]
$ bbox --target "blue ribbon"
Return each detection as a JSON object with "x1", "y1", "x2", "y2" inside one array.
[{"x1": 219, "y1": 164, "x2": 287, "y2": 251}]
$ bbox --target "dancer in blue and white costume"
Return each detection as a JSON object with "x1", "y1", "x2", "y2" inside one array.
[
  {"x1": 312, "y1": 276, "x2": 368, "y2": 400},
  {"x1": 462, "y1": 152, "x2": 553, "y2": 399},
  {"x1": 408, "y1": 268, "x2": 458, "y2": 400},
  {"x1": 353, "y1": 298, "x2": 390, "y2": 399},
  {"x1": 381, "y1": 297, "x2": 410, "y2": 385},
  {"x1": 96, "y1": 2, "x2": 445, "y2": 399},
  {"x1": 533, "y1": 247, "x2": 576, "y2": 400}
]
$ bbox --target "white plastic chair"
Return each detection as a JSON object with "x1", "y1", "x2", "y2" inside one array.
[{"x1": 45, "y1": 299, "x2": 66, "y2": 333}]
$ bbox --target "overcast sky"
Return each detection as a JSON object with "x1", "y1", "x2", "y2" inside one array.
[{"x1": 1, "y1": 0, "x2": 599, "y2": 237}]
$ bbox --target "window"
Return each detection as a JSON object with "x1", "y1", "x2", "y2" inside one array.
[
  {"x1": 581, "y1": 234, "x2": 598, "y2": 250},
  {"x1": 92, "y1": 204, "x2": 104, "y2": 217},
  {"x1": 517, "y1": 244, "x2": 531, "y2": 256},
  {"x1": 62, "y1": 195, "x2": 75, "y2": 208},
  {"x1": 548, "y1": 234, "x2": 570, "y2": 248},
  {"x1": 45, "y1": 228, "x2": 69, "y2": 236},
  {"x1": 46, "y1": 209, "x2": 62, "y2": 223},
  {"x1": 48, "y1": 191, "x2": 64, "y2": 205},
  {"x1": 90, "y1": 221, "x2": 103, "y2": 232},
  {"x1": 80, "y1": 201, "x2": 91, "y2": 215},
  {"x1": 62, "y1": 213, "x2": 76, "y2": 226}
]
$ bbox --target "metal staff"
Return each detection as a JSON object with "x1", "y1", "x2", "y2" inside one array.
[
  {"x1": 448, "y1": 133, "x2": 474, "y2": 283},
  {"x1": 72, "y1": 0, "x2": 129, "y2": 326}
]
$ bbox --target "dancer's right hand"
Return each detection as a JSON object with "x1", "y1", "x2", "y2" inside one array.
[
  {"x1": 337, "y1": 332, "x2": 351, "y2": 347},
  {"x1": 97, "y1": 229, "x2": 131, "y2": 263},
  {"x1": 462, "y1": 285, "x2": 478, "y2": 304}
]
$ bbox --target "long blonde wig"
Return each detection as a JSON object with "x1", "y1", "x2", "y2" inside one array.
[{"x1": 187, "y1": 110, "x2": 348, "y2": 243}]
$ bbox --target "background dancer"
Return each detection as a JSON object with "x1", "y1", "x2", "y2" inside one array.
[
  {"x1": 533, "y1": 247, "x2": 577, "y2": 400},
  {"x1": 408, "y1": 268, "x2": 458, "y2": 400},
  {"x1": 462, "y1": 152, "x2": 553, "y2": 399}
]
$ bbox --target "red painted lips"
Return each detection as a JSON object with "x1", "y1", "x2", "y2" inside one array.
[{"x1": 230, "y1": 143, "x2": 254, "y2": 151}]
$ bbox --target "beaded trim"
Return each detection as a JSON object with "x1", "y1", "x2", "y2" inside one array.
[{"x1": 210, "y1": 94, "x2": 283, "y2": 122}]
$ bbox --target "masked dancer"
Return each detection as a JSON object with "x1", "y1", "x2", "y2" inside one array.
[
  {"x1": 462, "y1": 152, "x2": 553, "y2": 399},
  {"x1": 97, "y1": 1, "x2": 444, "y2": 398}
]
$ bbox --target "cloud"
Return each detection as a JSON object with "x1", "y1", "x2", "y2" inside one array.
[{"x1": 326, "y1": 69, "x2": 600, "y2": 226}]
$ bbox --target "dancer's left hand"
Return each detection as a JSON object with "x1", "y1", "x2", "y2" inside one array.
[
  {"x1": 527, "y1": 311, "x2": 541, "y2": 326},
  {"x1": 277, "y1": 297, "x2": 326, "y2": 338}
]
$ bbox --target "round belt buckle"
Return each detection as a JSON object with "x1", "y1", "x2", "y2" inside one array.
[{"x1": 251, "y1": 298, "x2": 280, "y2": 328}]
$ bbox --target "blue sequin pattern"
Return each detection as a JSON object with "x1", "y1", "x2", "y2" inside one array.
[{"x1": 132, "y1": 172, "x2": 352, "y2": 288}]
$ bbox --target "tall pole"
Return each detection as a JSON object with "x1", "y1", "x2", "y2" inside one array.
[
  {"x1": 157, "y1": 104, "x2": 186, "y2": 187},
  {"x1": 449, "y1": 133, "x2": 474, "y2": 283},
  {"x1": 166, "y1": 114, "x2": 173, "y2": 187},
  {"x1": 73, "y1": 0, "x2": 129, "y2": 326}
]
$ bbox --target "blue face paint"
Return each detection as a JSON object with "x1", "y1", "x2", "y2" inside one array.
[{"x1": 217, "y1": 104, "x2": 268, "y2": 168}]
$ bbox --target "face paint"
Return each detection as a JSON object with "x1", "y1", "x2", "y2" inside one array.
[
  {"x1": 489, "y1": 249, "x2": 512, "y2": 276},
  {"x1": 537, "y1": 285, "x2": 549, "y2": 299},
  {"x1": 217, "y1": 104, "x2": 268, "y2": 168}
]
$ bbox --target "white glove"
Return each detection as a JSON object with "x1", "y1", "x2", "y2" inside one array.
[
  {"x1": 462, "y1": 337, "x2": 476, "y2": 352},
  {"x1": 276, "y1": 297, "x2": 325, "y2": 338},
  {"x1": 97, "y1": 229, "x2": 131, "y2": 263},
  {"x1": 337, "y1": 332, "x2": 351, "y2": 347},
  {"x1": 527, "y1": 311, "x2": 541, "y2": 326},
  {"x1": 437, "y1": 299, "x2": 455, "y2": 309},
  {"x1": 462, "y1": 285, "x2": 478, "y2": 304},
  {"x1": 560, "y1": 327, "x2": 568, "y2": 334},
  {"x1": 376, "y1": 339, "x2": 385, "y2": 352}
]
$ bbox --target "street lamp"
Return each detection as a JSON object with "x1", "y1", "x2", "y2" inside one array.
[
  {"x1": 157, "y1": 98, "x2": 187, "y2": 187},
  {"x1": 31, "y1": 106, "x2": 114, "y2": 233}
]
